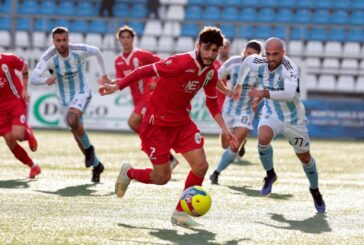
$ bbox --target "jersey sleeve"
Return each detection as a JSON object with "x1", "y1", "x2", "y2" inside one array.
[
  {"x1": 114, "y1": 57, "x2": 124, "y2": 80},
  {"x1": 141, "y1": 50, "x2": 161, "y2": 64},
  {"x1": 32, "y1": 52, "x2": 50, "y2": 75},
  {"x1": 218, "y1": 56, "x2": 242, "y2": 80},
  {"x1": 152, "y1": 55, "x2": 185, "y2": 78},
  {"x1": 9, "y1": 54, "x2": 25, "y2": 71},
  {"x1": 203, "y1": 71, "x2": 221, "y2": 117}
]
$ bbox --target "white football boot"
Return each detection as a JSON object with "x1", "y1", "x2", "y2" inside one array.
[
  {"x1": 115, "y1": 163, "x2": 132, "y2": 198},
  {"x1": 171, "y1": 210, "x2": 200, "y2": 227}
]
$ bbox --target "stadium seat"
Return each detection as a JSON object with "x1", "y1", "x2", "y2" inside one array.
[
  {"x1": 17, "y1": 18, "x2": 31, "y2": 31},
  {"x1": 34, "y1": 18, "x2": 53, "y2": 32},
  {"x1": 317, "y1": 75, "x2": 336, "y2": 91},
  {"x1": 291, "y1": 26, "x2": 308, "y2": 40},
  {"x1": 332, "y1": 10, "x2": 349, "y2": 24},
  {"x1": 130, "y1": 4, "x2": 147, "y2": 18},
  {"x1": 102, "y1": 34, "x2": 116, "y2": 50},
  {"x1": 220, "y1": 25, "x2": 236, "y2": 39},
  {"x1": 238, "y1": 25, "x2": 254, "y2": 39},
  {"x1": 225, "y1": 0, "x2": 241, "y2": 7},
  {"x1": 352, "y1": 1, "x2": 364, "y2": 9},
  {"x1": 334, "y1": 0, "x2": 351, "y2": 9},
  {"x1": 188, "y1": 0, "x2": 204, "y2": 4},
  {"x1": 70, "y1": 20, "x2": 89, "y2": 34},
  {"x1": 85, "y1": 33, "x2": 103, "y2": 47},
  {"x1": 208, "y1": 0, "x2": 222, "y2": 6},
  {"x1": 54, "y1": 19, "x2": 71, "y2": 29},
  {"x1": 90, "y1": 19, "x2": 107, "y2": 34},
  {"x1": 185, "y1": 6, "x2": 202, "y2": 20},
  {"x1": 32, "y1": 32, "x2": 47, "y2": 49},
  {"x1": 181, "y1": 23, "x2": 199, "y2": 37},
  {"x1": 260, "y1": 0, "x2": 277, "y2": 7},
  {"x1": 0, "y1": 30, "x2": 10, "y2": 47},
  {"x1": 57, "y1": 1, "x2": 75, "y2": 16},
  {"x1": 114, "y1": 3, "x2": 129, "y2": 18},
  {"x1": 294, "y1": 9, "x2": 312, "y2": 24},
  {"x1": 309, "y1": 27, "x2": 328, "y2": 41},
  {"x1": 15, "y1": 31, "x2": 30, "y2": 48},
  {"x1": 69, "y1": 33, "x2": 85, "y2": 44},
  {"x1": 231, "y1": 38, "x2": 246, "y2": 54},
  {"x1": 313, "y1": 10, "x2": 330, "y2": 24},
  {"x1": 0, "y1": 17, "x2": 11, "y2": 31},
  {"x1": 128, "y1": 22, "x2": 144, "y2": 36},
  {"x1": 328, "y1": 27, "x2": 346, "y2": 42},
  {"x1": 241, "y1": 0, "x2": 259, "y2": 7},
  {"x1": 240, "y1": 8, "x2": 257, "y2": 22},
  {"x1": 144, "y1": 20, "x2": 162, "y2": 36},
  {"x1": 323, "y1": 41, "x2": 342, "y2": 57},
  {"x1": 157, "y1": 36, "x2": 174, "y2": 52},
  {"x1": 76, "y1": 1, "x2": 95, "y2": 16},
  {"x1": 273, "y1": 26, "x2": 287, "y2": 39},
  {"x1": 258, "y1": 8, "x2": 276, "y2": 22},
  {"x1": 18, "y1": 0, "x2": 38, "y2": 14},
  {"x1": 306, "y1": 74, "x2": 318, "y2": 90},
  {"x1": 222, "y1": 7, "x2": 240, "y2": 22},
  {"x1": 108, "y1": 20, "x2": 125, "y2": 34},
  {"x1": 163, "y1": 22, "x2": 181, "y2": 37},
  {"x1": 305, "y1": 41, "x2": 324, "y2": 56},
  {"x1": 322, "y1": 58, "x2": 339, "y2": 69},
  {"x1": 278, "y1": 0, "x2": 296, "y2": 8},
  {"x1": 297, "y1": 0, "x2": 315, "y2": 8},
  {"x1": 315, "y1": 0, "x2": 333, "y2": 9},
  {"x1": 347, "y1": 29, "x2": 364, "y2": 42},
  {"x1": 355, "y1": 76, "x2": 364, "y2": 92},
  {"x1": 0, "y1": 0, "x2": 11, "y2": 14},
  {"x1": 203, "y1": 6, "x2": 221, "y2": 21},
  {"x1": 342, "y1": 42, "x2": 361, "y2": 58},
  {"x1": 254, "y1": 26, "x2": 273, "y2": 40},
  {"x1": 351, "y1": 10, "x2": 364, "y2": 25},
  {"x1": 288, "y1": 40, "x2": 304, "y2": 56},
  {"x1": 276, "y1": 9, "x2": 293, "y2": 23},
  {"x1": 139, "y1": 35, "x2": 157, "y2": 51},
  {"x1": 336, "y1": 75, "x2": 355, "y2": 92},
  {"x1": 169, "y1": 0, "x2": 188, "y2": 4},
  {"x1": 166, "y1": 5, "x2": 185, "y2": 20},
  {"x1": 39, "y1": 0, "x2": 56, "y2": 15},
  {"x1": 175, "y1": 36, "x2": 195, "y2": 52},
  {"x1": 305, "y1": 57, "x2": 321, "y2": 69},
  {"x1": 341, "y1": 59, "x2": 358, "y2": 70}
]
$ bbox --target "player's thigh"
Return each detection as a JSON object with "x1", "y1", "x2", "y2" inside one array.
[
  {"x1": 10, "y1": 125, "x2": 26, "y2": 140},
  {"x1": 128, "y1": 112, "x2": 142, "y2": 129},
  {"x1": 283, "y1": 123, "x2": 310, "y2": 154},
  {"x1": 258, "y1": 116, "x2": 282, "y2": 144},
  {"x1": 233, "y1": 127, "x2": 250, "y2": 144},
  {"x1": 220, "y1": 133, "x2": 229, "y2": 149}
]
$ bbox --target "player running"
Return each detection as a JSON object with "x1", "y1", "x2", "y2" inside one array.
[
  {"x1": 210, "y1": 40, "x2": 262, "y2": 185},
  {"x1": 100, "y1": 26, "x2": 238, "y2": 226},
  {"x1": 30, "y1": 27, "x2": 112, "y2": 183},
  {"x1": 0, "y1": 53, "x2": 41, "y2": 178}
]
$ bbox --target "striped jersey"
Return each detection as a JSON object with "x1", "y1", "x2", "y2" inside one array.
[
  {"x1": 218, "y1": 55, "x2": 257, "y2": 117},
  {"x1": 244, "y1": 54, "x2": 306, "y2": 124},
  {"x1": 32, "y1": 44, "x2": 101, "y2": 106}
]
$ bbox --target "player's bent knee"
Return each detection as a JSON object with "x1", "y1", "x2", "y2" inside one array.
[
  {"x1": 192, "y1": 161, "x2": 208, "y2": 177},
  {"x1": 12, "y1": 131, "x2": 25, "y2": 141},
  {"x1": 258, "y1": 135, "x2": 272, "y2": 145},
  {"x1": 66, "y1": 112, "x2": 80, "y2": 130}
]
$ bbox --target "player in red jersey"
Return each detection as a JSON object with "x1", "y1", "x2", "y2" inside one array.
[
  {"x1": 115, "y1": 25, "x2": 179, "y2": 168},
  {"x1": 0, "y1": 53, "x2": 41, "y2": 178},
  {"x1": 100, "y1": 26, "x2": 238, "y2": 226}
]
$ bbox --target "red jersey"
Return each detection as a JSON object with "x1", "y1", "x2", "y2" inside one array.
[
  {"x1": 0, "y1": 53, "x2": 25, "y2": 109},
  {"x1": 114, "y1": 48, "x2": 161, "y2": 105}
]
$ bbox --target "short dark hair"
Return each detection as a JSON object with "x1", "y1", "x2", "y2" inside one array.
[
  {"x1": 52, "y1": 26, "x2": 69, "y2": 38},
  {"x1": 198, "y1": 26, "x2": 224, "y2": 47},
  {"x1": 116, "y1": 25, "x2": 136, "y2": 40},
  {"x1": 246, "y1": 40, "x2": 262, "y2": 54}
]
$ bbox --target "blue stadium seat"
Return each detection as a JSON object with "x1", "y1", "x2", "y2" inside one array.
[
  {"x1": 347, "y1": 29, "x2": 364, "y2": 42},
  {"x1": 291, "y1": 26, "x2": 308, "y2": 40},
  {"x1": 241, "y1": 0, "x2": 259, "y2": 7},
  {"x1": 315, "y1": 0, "x2": 333, "y2": 9},
  {"x1": 130, "y1": 4, "x2": 147, "y2": 18},
  {"x1": 128, "y1": 22, "x2": 144, "y2": 35},
  {"x1": 108, "y1": 20, "x2": 125, "y2": 33},
  {"x1": 352, "y1": 0, "x2": 364, "y2": 9},
  {"x1": 185, "y1": 6, "x2": 202, "y2": 20},
  {"x1": 328, "y1": 27, "x2": 346, "y2": 42},
  {"x1": 17, "y1": 18, "x2": 31, "y2": 31},
  {"x1": 0, "y1": 0, "x2": 11, "y2": 14},
  {"x1": 18, "y1": 0, "x2": 38, "y2": 14},
  {"x1": 273, "y1": 26, "x2": 287, "y2": 39},
  {"x1": 297, "y1": 0, "x2": 315, "y2": 9},
  {"x1": 294, "y1": 9, "x2": 312, "y2": 24},
  {"x1": 209, "y1": 0, "x2": 222, "y2": 6},
  {"x1": 260, "y1": 0, "x2": 277, "y2": 8},
  {"x1": 334, "y1": 0, "x2": 351, "y2": 10},
  {"x1": 181, "y1": 23, "x2": 199, "y2": 37},
  {"x1": 332, "y1": 10, "x2": 349, "y2": 24},
  {"x1": 54, "y1": 19, "x2": 71, "y2": 29},
  {"x1": 188, "y1": 0, "x2": 204, "y2": 5},
  {"x1": 309, "y1": 27, "x2": 328, "y2": 41},
  {"x1": 258, "y1": 8, "x2": 276, "y2": 22},
  {"x1": 39, "y1": 0, "x2": 56, "y2": 15},
  {"x1": 313, "y1": 10, "x2": 331, "y2": 24},
  {"x1": 220, "y1": 25, "x2": 235, "y2": 39},
  {"x1": 225, "y1": 0, "x2": 241, "y2": 6},
  {"x1": 90, "y1": 19, "x2": 107, "y2": 34},
  {"x1": 0, "y1": 17, "x2": 11, "y2": 30},
  {"x1": 58, "y1": 1, "x2": 75, "y2": 16},
  {"x1": 203, "y1": 6, "x2": 221, "y2": 21},
  {"x1": 238, "y1": 25, "x2": 254, "y2": 39},
  {"x1": 222, "y1": 7, "x2": 239, "y2": 21},
  {"x1": 254, "y1": 26, "x2": 273, "y2": 39},
  {"x1": 34, "y1": 18, "x2": 54, "y2": 32},
  {"x1": 278, "y1": 0, "x2": 296, "y2": 8},
  {"x1": 350, "y1": 11, "x2": 364, "y2": 25},
  {"x1": 240, "y1": 8, "x2": 257, "y2": 22},
  {"x1": 70, "y1": 20, "x2": 89, "y2": 33},
  {"x1": 76, "y1": 1, "x2": 95, "y2": 16},
  {"x1": 277, "y1": 9, "x2": 293, "y2": 23},
  {"x1": 114, "y1": 3, "x2": 129, "y2": 18}
]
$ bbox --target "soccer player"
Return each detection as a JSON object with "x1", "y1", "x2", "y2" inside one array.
[
  {"x1": 0, "y1": 53, "x2": 41, "y2": 178},
  {"x1": 114, "y1": 25, "x2": 179, "y2": 169},
  {"x1": 30, "y1": 27, "x2": 111, "y2": 183},
  {"x1": 99, "y1": 26, "x2": 238, "y2": 226},
  {"x1": 238, "y1": 37, "x2": 326, "y2": 213},
  {"x1": 210, "y1": 40, "x2": 262, "y2": 185}
]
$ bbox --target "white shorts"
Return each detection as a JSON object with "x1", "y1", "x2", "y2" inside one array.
[
  {"x1": 223, "y1": 112, "x2": 255, "y2": 130},
  {"x1": 60, "y1": 92, "x2": 92, "y2": 122},
  {"x1": 258, "y1": 115, "x2": 310, "y2": 153}
]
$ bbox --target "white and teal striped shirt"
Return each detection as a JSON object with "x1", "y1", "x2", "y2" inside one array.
[
  {"x1": 241, "y1": 54, "x2": 306, "y2": 124},
  {"x1": 31, "y1": 43, "x2": 106, "y2": 106}
]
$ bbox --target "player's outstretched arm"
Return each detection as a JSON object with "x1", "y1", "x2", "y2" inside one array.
[{"x1": 99, "y1": 83, "x2": 119, "y2": 96}]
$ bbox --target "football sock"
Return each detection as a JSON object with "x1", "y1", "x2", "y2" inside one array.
[
  {"x1": 79, "y1": 133, "x2": 91, "y2": 149},
  {"x1": 302, "y1": 158, "x2": 318, "y2": 189},
  {"x1": 127, "y1": 168, "x2": 153, "y2": 184},
  {"x1": 258, "y1": 144, "x2": 273, "y2": 171},
  {"x1": 93, "y1": 156, "x2": 100, "y2": 167},
  {"x1": 216, "y1": 147, "x2": 237, "y2": 172},
  {"x1": 176, "y1": 170, "x2": 204, "y2": 211},
  {"x1": 10, "y1": 144, "x2": 33, "y2": 167}
]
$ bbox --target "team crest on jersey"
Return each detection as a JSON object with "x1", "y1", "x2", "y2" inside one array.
[
  {"x1": 20, "y1": 114, "x2": 26, "y2": 124},
  {"x1": 164, "y1": 60, "x2": 172, "y2": 65},
  {"x1": 202, "y1": 70, "x2": 214, "y2": 86},
  {"x1": 195, "y1": 133, "x2": 201, "y2": 144},
  {"x1": 133, "y1": 58, "x2": 139, "y2": 68}
]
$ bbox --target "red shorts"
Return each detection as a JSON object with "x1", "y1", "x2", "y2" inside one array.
[
  {"x1": 0, "y1": 100, "x2": 28, "y2": 136},
  {"x1": 139, "y1": 119, "x2": 204, "y2": 164}
]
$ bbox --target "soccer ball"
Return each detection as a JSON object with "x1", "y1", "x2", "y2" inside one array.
[{"x1": 180, "y1": 185, "x2": 212, "y2": 217}]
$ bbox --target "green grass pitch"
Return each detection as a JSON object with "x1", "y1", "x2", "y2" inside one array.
[{"x1": 1, "y1": 130, "x2": 363, "y2": 244}]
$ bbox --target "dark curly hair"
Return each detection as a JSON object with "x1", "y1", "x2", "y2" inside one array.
[{"x1": 198, "y1": 26, "x2": 224, "y2": 48}]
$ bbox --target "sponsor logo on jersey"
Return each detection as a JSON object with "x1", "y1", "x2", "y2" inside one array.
[
  {"x1": 184, "y1": 81, "x2": 199, "y2": 93},
  {"x1": 185, "y1": 69, "x2": 195, "y2": 73}
]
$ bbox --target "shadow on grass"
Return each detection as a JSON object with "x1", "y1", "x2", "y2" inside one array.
[
  {"x1": 227, "y1": 185, "x2": 293, "y2": 200},
  {"x1": 37, "y1": 184, "x2": 114, "y2": 197},
  {"x1": 256, "y1": 213, "x2": 331, "y2": 234},
  {"x1": 0, "y1": 179, "x2": 30, "y2": 189},
  {"x1": 231, "y1": 159, "x2": 254, "y2": 166},
  {"x1": 117, "y1": 223, "x2": 249, "y2": 244}
]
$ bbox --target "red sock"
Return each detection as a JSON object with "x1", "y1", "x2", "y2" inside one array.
[
  {"x1": 127, "y1": 168, "x2": 153, "y2": 184},
  {"x1": 176, "y1": 170, "x2": 204, "y2": 211},
  {"x1": 10, "y1": 144, "x2": 33, "y2": 167}
]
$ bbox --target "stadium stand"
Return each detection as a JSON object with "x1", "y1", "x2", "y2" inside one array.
[{"x1": 0, "y1": 0, "x2": 363, "y2": 99}]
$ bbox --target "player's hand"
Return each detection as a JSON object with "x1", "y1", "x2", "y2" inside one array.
[
  {"x1": 251, "y1": 97, "x2": 260, "y2": 112},
  {"x1": 22, "y1": 90, "x2": 30, "y2": 102},
  {"x1": 222, "y1": 128, "x2": 239, "y2": 149},
  {"x1": 45, "y1": 77, "x2": 56, "y2": 85},
  {"x1": 99, "y1": 83, "x2": 118, "y2": 96},
  {"x1": 247, "y1": 86, "x2": 266, "y2": 99},
  {"x1": 232, "y1": 84, "x2": 242, "y2": 100},
  {"x1": 98, "y1": 75, "x2": 114, "y2": 85}
]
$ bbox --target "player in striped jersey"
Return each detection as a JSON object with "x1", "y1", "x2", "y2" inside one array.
[
  {"x1": 30, "y1": 27, "x2": 112, "y2": 183},
  {"x1": 237, "y1": 37, "x2": 325, "y2": 213},
  {"x1": 209, "y1": 40, "x2": 262, "y2": 185}
]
